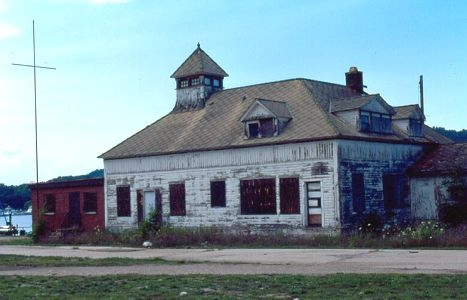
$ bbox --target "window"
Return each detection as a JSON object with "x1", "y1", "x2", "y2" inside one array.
[
  {"x1": 240, "y1": 178, "x2": 276, "y2": 214},
  {"x1": 211, "y1": 180, "x2": 226, "y2": 207},
  {"x1": 116, "y1": 186, "x2": 131, "y2": 217},
  {"x1": 359, "y1": 111, "x2": 392, "y2": 134},
  {"x1": 180, "y1": 79, "x2": 189, "y2": 88},
  {"x1": 409, "y1": 118, "x2": 423, "y2": 137},
  {"x1": 247, "y1": 122, "x2": 260, "y2": 138},
  {"x1": 383, "y1": 174, "x2": 404, "y2": 210},
  {"x1": 280, "y1": 177, "x2": 300, "y2": 214},
  {"x1": 204, "y1": 77, "x2": 211, "y2": 85},
  {"x1": 169, "y1": 183, "x2": 186, "y2": 216},
  {"x1": 83, "y1": 192, "x2": 98, "y2": 214},
  {"x1": 213, "y1": 79, "x2": 220, "y2": 87},
  {"x1": 352, "y1": 173, "x2": 365, "y2": 213},
  {"x1": 246, "y1": 118, "x2": 275, "y2": 139},
  {"x1": 44, "y1": 194, "x2": 56, "y2": 214},
  {"x1": 191, "y1": 77, "x2": 200, "y2": 86}
]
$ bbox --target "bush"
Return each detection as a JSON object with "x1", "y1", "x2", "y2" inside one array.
[{"x1": 439, "y1": 203, "x2": 467, "y2": 226}]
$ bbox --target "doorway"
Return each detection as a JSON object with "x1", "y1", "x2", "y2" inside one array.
[
  {"x1": 68, "y1": 192, "x2": 81, "y2": 228},
  {"x1": 306, "y1": 182, "x2": 322, "y2": 227}
]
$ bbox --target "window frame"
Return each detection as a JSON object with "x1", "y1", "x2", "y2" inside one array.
[
  {"x1": 210, "y1": 180, "x2": 226, "y2": 208},
  {"x1": 351, "y1": 173, "x2": 365, "y2": 214},
  {"x1": 169, "y1": 182, "x2": 186, "y2": 216},
  {"x1": 83, "y1": 192, "x2": 98, "y2": 214},
  {"x1": 280, "y1": 177, "x2": 300, "y2": 214},
  {"x1": 359, "y1": 110, "x2": 392, "y2": 134},
  {"x1": 240, "y1": 178, "x2": 276, "y2": 215},
  {"x1": 116, "y1": 185, "x2": 131, "y2": 217},
  {"x1": 43, "y1": 193, "x2": 56, "y2": 215}
]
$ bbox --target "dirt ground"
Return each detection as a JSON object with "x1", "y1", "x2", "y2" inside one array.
[{"x1": 0, "y1": 245, "x2": 466, "y2": 276}]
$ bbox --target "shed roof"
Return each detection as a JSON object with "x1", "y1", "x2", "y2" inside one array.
[{"x1": 409, "y1": 143, "x2": 467, "y2": 177}]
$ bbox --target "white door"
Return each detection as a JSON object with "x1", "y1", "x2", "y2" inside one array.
[{"x1": 306, "y1": 181, "x2": 322, "y2": 227}]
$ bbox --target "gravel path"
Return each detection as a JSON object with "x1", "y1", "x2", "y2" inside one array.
[{"x1": 1, "y1": 246, "x2": 466, "y2": 276}]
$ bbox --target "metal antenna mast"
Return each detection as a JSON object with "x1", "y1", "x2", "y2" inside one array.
[{"x1": 12, "y1": 20, "x2": 56, "y2": 209}]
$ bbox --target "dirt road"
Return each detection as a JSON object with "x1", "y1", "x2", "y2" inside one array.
[{"x1": 0, "y1": 245, "x2": 466, "y2": 276}]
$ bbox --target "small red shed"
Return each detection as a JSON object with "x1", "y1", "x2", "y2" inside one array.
[{"x1": 30, "y1": 178, "x2": 104, "y2": 233}]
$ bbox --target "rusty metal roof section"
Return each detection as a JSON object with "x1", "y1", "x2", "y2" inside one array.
[
  {"x1": 170, "y1": 43, "x2": 228, "y2": 79},
  {"x1": 409, "y1": 143, "x2": 467, "y2": 177}
]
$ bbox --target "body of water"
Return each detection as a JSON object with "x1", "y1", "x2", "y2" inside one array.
[{"x1": 1, "y1": 214, "x2": 32, "y2": 232}]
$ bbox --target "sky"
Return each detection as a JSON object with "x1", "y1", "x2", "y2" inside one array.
[{"x1": 0, "y1": 0, "x2": 466, "y2": 185}]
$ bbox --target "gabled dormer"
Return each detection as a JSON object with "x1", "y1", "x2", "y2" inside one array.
[
  {"x1": 331, "y1": 94, "x2": 395, "y2": 134},
  {"x1": 240, "y1": 98, "x2": 292, "y2": 139},
  {"x1": 393, "y1": 105, "x2": 425, "y2": 137},
  {"x1": 171, "y1": 43, "x2": 228, "y2": 111}
]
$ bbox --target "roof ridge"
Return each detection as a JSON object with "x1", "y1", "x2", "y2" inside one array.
[{"x1": 298, "y1": 79, "x2": 341, "y2": 137}]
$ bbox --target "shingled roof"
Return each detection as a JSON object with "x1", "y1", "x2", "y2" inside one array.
[
  {"x1": 170, "y1": 44, "x2": 228, "y2": 79},
  {"x1": 409, "y1": 143, "x2": 467, "y2": 177},
  {"x1": 100, "y1": 77, "x2": 450, "y2": 160}
]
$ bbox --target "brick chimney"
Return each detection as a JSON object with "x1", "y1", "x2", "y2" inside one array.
[{"x1": 345, "y1": 66, "x2": 364, "y2": 94}]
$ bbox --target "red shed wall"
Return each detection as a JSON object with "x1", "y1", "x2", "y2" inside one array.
[{"x1": 31, "y1": 180, "x2": 104, "y2": 233}]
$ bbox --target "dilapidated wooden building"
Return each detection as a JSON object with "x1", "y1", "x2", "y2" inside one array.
[
  {"x1": 100, "y1": 45, "x2": 450, "y2": 233},
  {"x1": 30, "y1": 178, "x2": 105, "y2": 234},
  {"x1": 409, "y1": 143, "x2": 466, "y2": 219}
]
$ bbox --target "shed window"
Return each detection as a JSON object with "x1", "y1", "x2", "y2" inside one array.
[
  {"x1": 83, "y1": 192, "x2": 98, "y2": 214},
  {"x1": 44, "y1": 194, "x2": 56, "y2": 214},
  {"x1": 210, "y1": 180, "x2": 226, "y2": 207},
  {"x1": 117, "y1": 186, "x2": 131, "y2": 217},
  {"x1": 280, "y1": 177, "x2": 300, "y2": 214},
  {"x1": 352, "y1": 173, "x2": 365, "y2": 213},
  {"x1": 169, "y1": 183, "x2": 186, "y2": 216},
  {"x1": 240, "y1": 178, "x2": 276, "y2": 214}
]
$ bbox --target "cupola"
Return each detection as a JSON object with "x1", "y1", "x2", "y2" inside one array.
[{"x1": 170, "y1": 43, "x2": 228, "y2": 111}]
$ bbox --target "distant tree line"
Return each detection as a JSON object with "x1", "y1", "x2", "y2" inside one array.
[
  {"x1": 0, "y1": 169, "x2": 103, "y2": 212},
  {"x1": 433, "y1": 127, "x2": 467, "y2": 142}
]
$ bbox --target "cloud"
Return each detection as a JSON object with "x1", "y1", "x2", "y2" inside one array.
[
  {"x1": 0, "y1": 22, "x2": 20, "y2": 39},
  {"x1": 90, "y1": 0, "x2": 131, "y2": 4}
]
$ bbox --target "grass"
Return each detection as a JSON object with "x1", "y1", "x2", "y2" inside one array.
[
  {"x1": 0, "y1": 274, "x2": 465, "y2": 299},
  {"x1": 0, "y1": 254, "x2": 182, "y2": 267}
]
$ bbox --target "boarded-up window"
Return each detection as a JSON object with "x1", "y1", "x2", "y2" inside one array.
[
  {"x1": 352, "y1": 173, "x2": 365, "y2": 213},
  {"x1": 117, "y1": 186, "x2": 131, "y2": 217},
  {"x1": 280, "y1": 177, "x2": 300, "y2": 214},
  {"x1": 259, "y1": 118, "x2": 275, "y2": 137},
  {"x1": 240, "y1": 178, "x2": 276, "y2": 214},
  {"x1": 211, "y1": 180, "x2": 226, "y2": 207},
  {"x1": 44, "y1": 194, "x2": 56, "y2": 214},
  {"x1": 83, "y1": 192, "x2": 98, "y2": 213},
  {"x1": 169, "y1": 183, "x2": 186, "y2": 216},
  {"x1": 383, "y1": 174, "x2": 404, "y2": 210}
]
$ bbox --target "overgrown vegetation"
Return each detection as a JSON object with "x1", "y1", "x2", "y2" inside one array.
[
  {"x1": 0, "y1": 274, "x2": 465, "y2": 299},
  {"x1": 30, "y1": 220, "x2": 467, "y2": 249}
]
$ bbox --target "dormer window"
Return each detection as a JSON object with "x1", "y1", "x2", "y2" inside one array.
[
  {"x1": 246, "y1": 118, "x2": 275, "y2": 138},
  {"x1": 408, "y1": 118, "x2": 423, "y2": 137},
  {"x1": 358, "y1": 110, "x2": 392, "y2": 134},
  {"x1": 240, "y1": 98, "x2": 292, "y2": 139}
]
